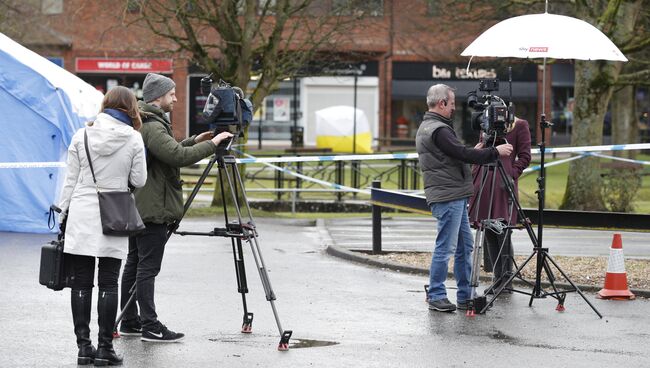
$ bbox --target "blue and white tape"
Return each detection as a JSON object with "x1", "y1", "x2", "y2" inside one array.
[
  {"x1": 3, "y1": 143, "x2": 650, "y2": 169},
  {"x1": 237, "y1": 151, "x2": 370, "y2": 195}
]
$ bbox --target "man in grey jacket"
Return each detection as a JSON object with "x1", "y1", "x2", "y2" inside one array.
[{"x1": 416, "y1": 84, "x2": 512, "y2": 312}]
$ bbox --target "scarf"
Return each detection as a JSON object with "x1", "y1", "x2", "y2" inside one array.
[{"x1": 104, "y1": 108, "x2": 133, "y2": 126}]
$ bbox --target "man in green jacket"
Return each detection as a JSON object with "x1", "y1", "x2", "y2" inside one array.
[{"x1": 119, "y1": 73, "x2": 232, "y2": 342}]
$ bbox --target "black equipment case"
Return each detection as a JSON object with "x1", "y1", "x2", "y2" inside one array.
[{"x1": 39, "y1": 206, "x2": 73, "y2": 291}]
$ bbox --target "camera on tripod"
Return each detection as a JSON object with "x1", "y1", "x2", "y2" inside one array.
[
  {"x1": 467, "y1": 78, "x2": 515, "y2": 146},
  {"x1": 199, "y1": 74, "x2": 253, "y2": 136}
]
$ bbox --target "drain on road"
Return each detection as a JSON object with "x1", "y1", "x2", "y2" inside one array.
[{"x1": 289, "y1": 338, "x2": 339, "y2": 349}]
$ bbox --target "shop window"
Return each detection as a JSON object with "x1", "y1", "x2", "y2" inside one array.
[{"x1": 41, "y1": 0, "x2": 63, "y2": 14}]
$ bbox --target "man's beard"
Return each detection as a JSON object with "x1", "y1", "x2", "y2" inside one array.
[{"x1": 161, "y1": 101, "x2": 174, "y2": 113}]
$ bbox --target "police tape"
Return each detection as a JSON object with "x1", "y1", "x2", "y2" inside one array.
[
  {"x1": 3, "y1": 142, "x2": 650, "y2": 169},
  {"x1": 236, "y1": 151, "x2": 370, "y2": 195},
  {"x1": 204, "y1": 142, "x2": 650, "y2": 165}
]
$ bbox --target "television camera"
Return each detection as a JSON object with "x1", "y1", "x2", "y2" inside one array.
[
  {"x1": 199, "y1": 75, "x2": 253, "y2": 138},
  {"x1": 467, "y1": 78, "x2": 515, "y2": 146}
]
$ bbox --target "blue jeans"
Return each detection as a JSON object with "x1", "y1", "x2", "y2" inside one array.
[{"x1": 427, "y1": 198, "x2": 474, "y2": 303}]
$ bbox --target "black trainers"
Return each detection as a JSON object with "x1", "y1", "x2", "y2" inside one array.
[
  {"x1": 428, "y1": 298, "x2": 456, "y2": 312},
  {"x1": 119, "y1": 319, "x2": 142, "y2": 336},
  {"x1": 141, "y1": 323, "x2": 184, "y2": 343}
]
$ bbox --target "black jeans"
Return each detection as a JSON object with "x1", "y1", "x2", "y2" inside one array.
[
  {"x1": 69, "y1": 254, "x2": 121, "y2": 292},
  {"x1": 120, "y1": 222, "x2": 168, "y2": 330}
]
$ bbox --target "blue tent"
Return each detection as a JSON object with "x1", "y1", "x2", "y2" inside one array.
[{"x1": 0, "y1": 32, "x2": 103, "y2": 233}]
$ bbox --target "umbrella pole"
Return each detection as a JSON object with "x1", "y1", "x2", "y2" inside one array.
[
  {"x1": 533, "y1": 58, "x2": 549, "y2": 299},
  {"x1": 538, "y1": 58, "x2": 547, "y2": 256},
  {"x1": 527, "y1": 60, "x2": 601, "y2": 317}
]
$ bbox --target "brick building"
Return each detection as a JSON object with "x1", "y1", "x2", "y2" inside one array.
[{"x1": 17, "y1": 0, "x2": 558, "y2": 147}]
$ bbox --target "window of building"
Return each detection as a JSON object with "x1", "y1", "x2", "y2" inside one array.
[
  {"x1": 41, "y1": 0, "x2": 63, "y2": 14},
  {"x1": 332, "y1": 0, "x2": 383, "y2": 16}
]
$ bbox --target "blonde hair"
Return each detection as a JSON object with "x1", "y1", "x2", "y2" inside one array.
[{"x1": 100, "y1": 86, "x2": 142, "y2": 130}]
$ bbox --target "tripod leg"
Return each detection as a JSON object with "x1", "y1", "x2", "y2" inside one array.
[
  {"x1": 223, "y1": 157, "x2": 292, "y2": 350},
  {"x1": 231, "y1": 238, "x2": 254, "y2": 333},
  {"x1": 543, "y1": 253, "x2": 603, "y2": 318},
  {"x1": 113, "y1": 283, "x2": 136, "y2": 337},
  {"x1": 466, "y1": 227, "x2": 484, "y2": 316}
]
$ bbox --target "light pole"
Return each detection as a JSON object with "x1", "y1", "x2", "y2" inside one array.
[{"x1": 350, "y1": 64, "x2": 365, "y2": 154}]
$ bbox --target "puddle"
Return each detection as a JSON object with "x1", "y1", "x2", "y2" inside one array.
[
  {"x1": 490, "y1": 330, "x2": 516, "y2": 343},
  {"x1": 289, "y1": 338, "x2": 339, "y2": 349}
]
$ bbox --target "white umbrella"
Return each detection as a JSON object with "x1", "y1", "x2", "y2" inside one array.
[
  {"x1": 460, "y1": 6, "x2": 627, "y2": 112},
  {"x1": 461, "y1": 12, "x2": 627, "y2": 62}
]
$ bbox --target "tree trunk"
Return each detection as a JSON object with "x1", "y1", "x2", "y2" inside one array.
[
  {"x1": 611, "y1": 85, "x2": 637, "y2": 158},
  {"x1": 559, "y1": 59, "x2": 618, "y2": 211},
  {"x1": 560, "y1": 1, "x2": 639, "y2": 211}
]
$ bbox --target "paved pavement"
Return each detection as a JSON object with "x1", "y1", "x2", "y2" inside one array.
[
  {"x1": 325, "y1": 217, "x2": 650, "y2": 259},
  {"x1": 1, "y1": 218, "x2": 650, "y2": 367}
]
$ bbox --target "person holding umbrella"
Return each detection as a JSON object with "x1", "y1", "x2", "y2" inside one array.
[{"x1": 468, "y1": 117, "x2": 531, "y2": 294}]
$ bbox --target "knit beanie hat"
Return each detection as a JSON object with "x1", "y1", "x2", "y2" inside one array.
[{"x1": 142, "y1": 73, "x2": 176, "y2": 103}]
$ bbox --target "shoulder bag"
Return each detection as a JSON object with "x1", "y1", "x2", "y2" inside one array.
[{"x1": 84, "y1": 129, "x2": 145, "y2": 236}]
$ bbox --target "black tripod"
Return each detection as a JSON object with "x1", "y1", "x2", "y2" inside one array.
[
  {"x1": 114, "y1": 139, "x2": 293, "y2": 350},
  {"x1": 469, "y1": 127, "x2": 602, "y2": 317}
]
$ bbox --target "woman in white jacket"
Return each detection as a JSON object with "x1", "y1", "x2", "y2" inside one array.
[{"x1": 58, "y1": 86, "x2": 147, "y2": 366}]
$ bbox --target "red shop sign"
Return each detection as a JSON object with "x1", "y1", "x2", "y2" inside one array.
[{"x1": 76, "y1": 58, "x2": 173, "y2": 74}]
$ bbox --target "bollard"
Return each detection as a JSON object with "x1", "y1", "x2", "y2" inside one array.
[
  {"x1": 276, "y1": 159, "x2": 284, "y2": 201},
  {"x1": 372, "y1": 180, "x2": 382, "y2": 254},
  {"x1": 411, "y1": 160, "x2": 420, "y2": 190},
  {"x1": 336, "y1": 161, "x2": 344, "y2": 202},
  {"x1": 399, "y1": 160, "x2": 407, "y2": 189}
]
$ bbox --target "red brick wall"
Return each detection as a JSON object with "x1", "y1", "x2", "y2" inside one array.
[{"x1": 30, "y1": 0, "x2": 505, "y2": 141}]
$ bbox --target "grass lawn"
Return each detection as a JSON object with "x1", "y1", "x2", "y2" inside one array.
[{"x1": 518, "y1": 153, "x2": 650, "y2": 213}]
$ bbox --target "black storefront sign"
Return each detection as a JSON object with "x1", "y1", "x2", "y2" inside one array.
[{"x1": 393, "y1": 61, "x2": 537, "y2": 82}]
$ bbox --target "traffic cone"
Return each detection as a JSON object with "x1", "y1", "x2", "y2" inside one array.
[{"x1": 597, "y1": 234, "x2": 635, "y2": 300}]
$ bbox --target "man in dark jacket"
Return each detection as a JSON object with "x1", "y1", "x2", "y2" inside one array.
[
  {"x1": 119, "y1": 73, "x2": 232, "y2": 342},
  {"x1": 416, "y1": 84, "x2": 512, "y2": 312}
]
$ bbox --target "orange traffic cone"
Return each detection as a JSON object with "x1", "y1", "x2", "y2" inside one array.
[{"x1": 597, "y1": 234, "x2": 635, "y2": 300}]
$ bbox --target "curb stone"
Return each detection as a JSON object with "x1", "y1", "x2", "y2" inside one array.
[{"x1": 317, "y1": 219, "x2": 650, "y2": 299}]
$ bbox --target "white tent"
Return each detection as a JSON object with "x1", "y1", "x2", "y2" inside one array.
[
  {"x1": 0, "y1": 32, "x2": 103, "y2": 233},
  {"x1": 315, "y1": 105, "x2": 372, "y2": 153}
]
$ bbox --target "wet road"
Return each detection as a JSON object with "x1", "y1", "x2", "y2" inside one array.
[{"x1": 1, "y1": 218, "x2": 649, "y2": 367}]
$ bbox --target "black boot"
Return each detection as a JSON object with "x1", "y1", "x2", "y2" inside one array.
[
  {"x1": 95, "y1": 290, "x2": 123, "y2": 366},
  {"x1": 71, "y1": 289, "x2": 96, "y2": 365}
]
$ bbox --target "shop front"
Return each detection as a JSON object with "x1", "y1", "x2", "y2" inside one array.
[
  {"x1": 75, "y1": 57, "x2": 174, "y2": 99},
  {"x1": 391, "y1": 61, "x2": 538, "y2": 145}
]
